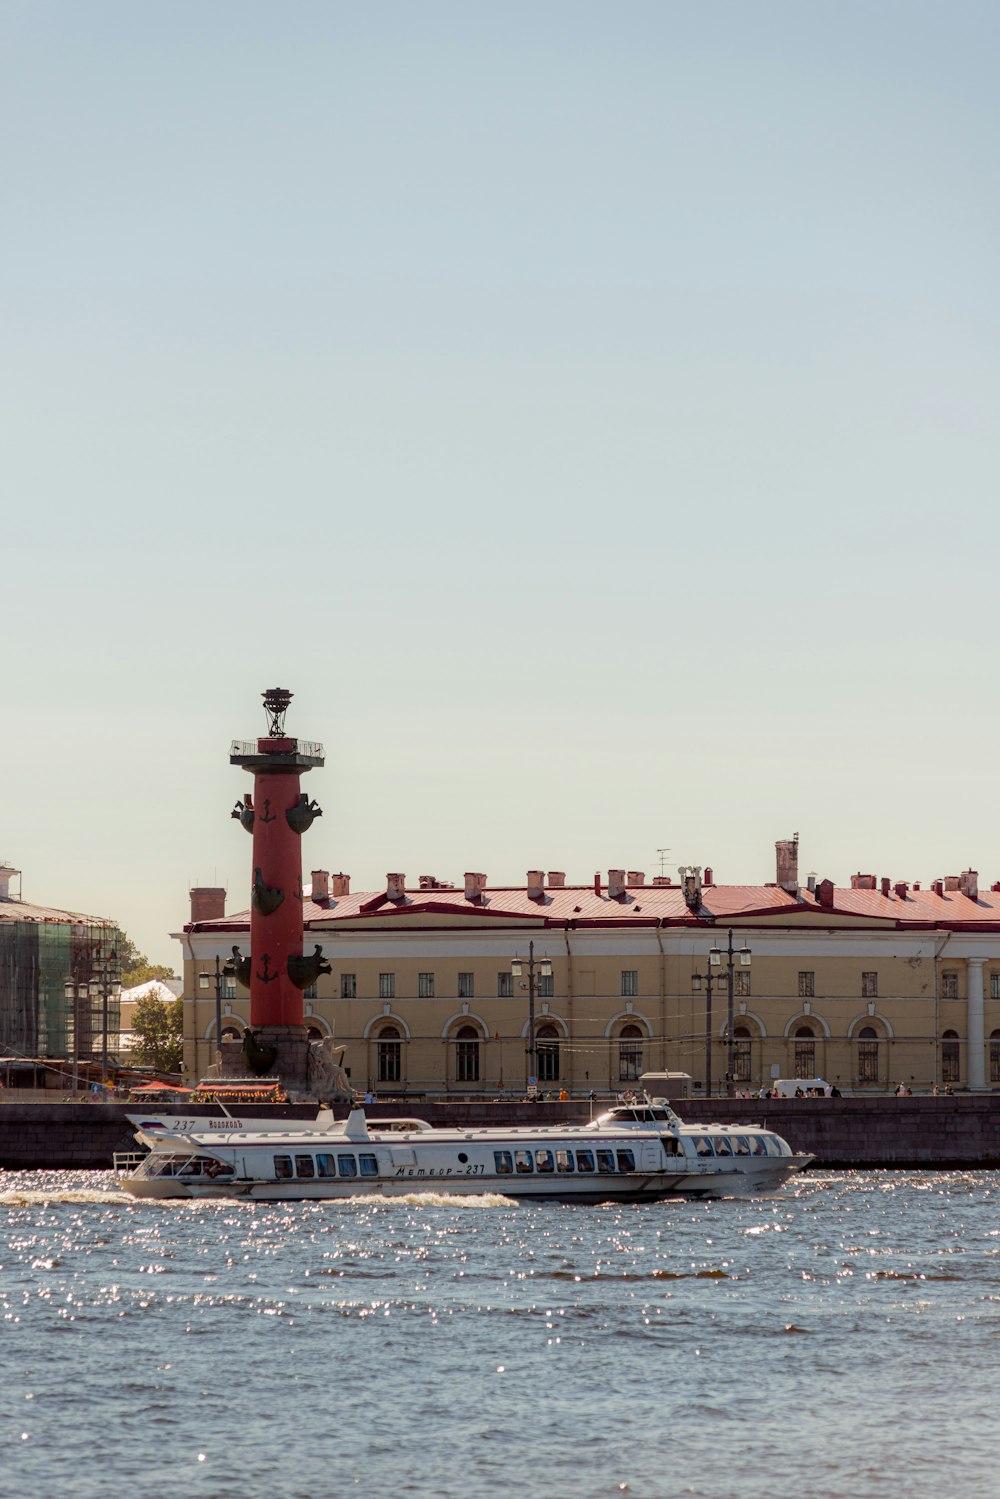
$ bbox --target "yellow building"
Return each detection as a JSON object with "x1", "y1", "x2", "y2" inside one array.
[{"x1": 176, "y1": 847, "x2": 1000, "y2": 1095}]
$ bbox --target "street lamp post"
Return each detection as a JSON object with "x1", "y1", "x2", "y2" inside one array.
[
  {"x1": 710, "y1": 928, "x2": 751, "y2": 1098},
  {"x1": 511, "y1": 941, "x2": 553, "y2": 1096},
  {"x1": 64, "y1": 945, "x2": 98, "y2": 1096},
  {"x1": 199, "y1": 953, "x2": 238, "y2": 1072},
  {"x1": 690, "y1": 963, "x2": 718, "y2": 1097}
]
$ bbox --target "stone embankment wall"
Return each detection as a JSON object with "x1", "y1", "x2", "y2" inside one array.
[{"x1": 2, "y1": 1096, "x2": 1000, "y2": 1171}]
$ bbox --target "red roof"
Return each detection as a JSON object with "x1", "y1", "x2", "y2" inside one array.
[{"x1": 186, "y1": 879, "x2": 1000, "y2": 932}]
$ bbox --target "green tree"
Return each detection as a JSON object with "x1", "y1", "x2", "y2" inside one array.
[
  {"x1": 119, "y1": 930, "x2": 178, "y2": 989},
  {"x1": 129, "y1": 993, "x2": 184, "y2": 1074}
]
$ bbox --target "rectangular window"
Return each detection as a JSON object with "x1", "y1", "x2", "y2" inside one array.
[
  {"x1": 858, "y1": 1041, "x2": 879, "y2": 1083},
  {"x1": 621, "y1": 970, "x2": 638, "y2": 998},
  {"x1": 535, "y1": 1149, "x2": 554, "y2": 1174},
  {"x1": 340, "y1": 973, "x2": 356, "y2": 999},
  {"x1": 379, "y1": 973, "x2": 395, "y2": 1000},
  {"x1": 316, "y1": 1153, "x2": 337, "y2": 1178},
  {"x1": 304, "y1": 983, "x2": 317, "y2": 1000},
  {"x1": 538, "y1": 974, "x2": 554, "y2": 998},
  {"x1": 457, "y1": 972, "x2": 474, "y2": 998},
  {"x1": 942, "y1": 1041, "x2": 960, "y2": 1085},
  {"x1": 515, "y1": 1150, "x2": 533, "y2": 1174},
  {"x1": 274, "y1": 1155, "x2": 293, "y2": 1179},
  {"x1": 991, "y1": 974, "x2": 1000, "y2": 1000},
  {"x1": 418, "y1": 972, "x2": 435, "y2": 998},
  {"x1": 376, "y1": 1037, "x2": 401, "y2": 1085},
  {"x1": 942, "y1": 971, "x2": 958, "y2": 999},
  {"x1": 616, "y1": 1149, "x2": 636, "y2": 1173},
  {"x1": 576, "y1": 1150, "x2": 595, "y2": 1174},
  {"x1": 794, "y1": 1040, "x2": 815, "y2": 1077},
  {"x1": 734, "y1": 970, "x2": 751, "y2": 998},
  {"x1": 337, "y1": 1154, "x2": 358, "y2": 1178},
  {"x1": 618, "y1": 1041, "x2": 643, "y2": 1082},
  {"x1": 798, "y1": 971, "x2": 815, "y2": 998},
  {"x1": 359, "y1": 1154, "x2": 379, "y2": 1178},
  {"x1": 991, "y1": 1041, "x2": 1000, "y2": 1084},
  {"x1": 221, "y1": 977, "x2": 237, "y2": 1000},
  {"x1": 497, "y1": 972, "x2": 513, "y2": 998},
  {"x1": 494, "y1": 1150, "x2": 513, "y2": 1175},
  {"x1": 596, "y1": 1149, "x2": 616, "y2": 1174},
  {"x1": 555, "y1": 1150, "x2": 575, "y2": 1174},
  {"x1": 862, "y1": 972, "x2": 878, "y2": 998},
  {"x1": 295, "y1": 1154, "x2": 315, "y2": 1178},
  {"x1": 733, "y1": 1039, "x2": 751, "y2": 1083}
]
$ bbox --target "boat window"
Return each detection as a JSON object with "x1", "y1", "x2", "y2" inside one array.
[
  {"x1": 660, "y1": 1136, "x2": 681, "y2": 1156},
  {"x1": 616, "y1": 1149, "x2": 635, "y2": 1172},
  {"x1": 576, "y1": 1150, "x2": 595, "y2": 1173},
  {"x1": 714, "y1": 1136, "x2": 734, "y2": 1156},
  {"x1": 316, "y1": 1153, "x2": 337, "y2": 1177},
  {"x1": 178, "y1": 1159, "x2": 203, "y2": 1176},
  {"x1": 694, "y1": 1136, "x2": 715, "y2": 1157},
  {"x1": 151, "y1": 1155, "x2": 187, "y2": 1177},
  {"x1": 746, "y1": 1136, "x2": 767, "y2": 1157},
  {"x1": 337, "y1": 1154, "x2": 358, "y2": 1178},
  {"x1": 764, "y1": 1135, "x2": 787, "y2": 1157},
  {"x1": 274, "y1": 1155, "x2": 294, "y2": 1179},
  {"x1": 535, "y1": 1149, "x2": 554, "y2": 1174},
  {"x1": 555, "y1": 1149, "x2": 574, "y2": 1173},
  {"x1": 295, "y1": 1154, "x2": 315, "y2": 1178},
  {"x1": 494, "y1": 1151, "x2": 514, "y2": 1174},
  {"x1": 515, "y1": 1150, "x2": 533, "y2": 1174},
  {"x1": 596, "y1": 1150, "x2": 616, "y2": 1174},
  {"x1": 359, "y1": 1154, "x2": 379, "y2": 1177},
  {"x1": 732, "y1": 1136, "x2": 751, "y2": 1156}
]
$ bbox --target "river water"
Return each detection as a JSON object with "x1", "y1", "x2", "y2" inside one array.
[{"x1": 1, "y1": 1169, "x2": 996, "y2": 1499}]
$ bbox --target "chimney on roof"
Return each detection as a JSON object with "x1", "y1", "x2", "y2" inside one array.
[
  {"x1": 311, "y1": 870, "x2": 330, "y2": 902},
  {"x1": 880, "y1": 877, "x2": 890, "y2": 897},
  {"x1": 331, "y1": 872, "x2": 350, "y2": 898},
  {"x1": 464, "y1": 872, "x2": 486, "y2": 903},
  {"x1": 960, "y1": 869, "x2": 979, "y2": 902},
  {"x1": 190, "y1": 887, "x2": 225, "y2": 923},
  {"x1": 703, "y1": 867, "x2": 713, "y2": 887},
  {"x1": 678, "y1": 865, "x2": 702, "y2": 910},
  {"x1": 932, "y1": 879, "x2": 944, "y2": 897},
  {"x1": 913, "y1": 881, "x2": 921, "y2": 891},
  {"x1": 775, "y1": 835, "x2": 799, "y2": 894},
  {"x1": 527, "y1": 870, "x2": 545, "y2": 901},
  {"x1": 850, "y1": 873, "x2": 877, "y2": 890},
  {"x1": 651, "y1": 876, "x2": 672, "y2": 886},
  {"x1": 806, "y1": 872, "x2": 817, "y2": 894},
  {"x1": 817, "y1": 878, "x2": 835, "y2": 910},
  {"x1": 608, "y1": 869, "x2": 627, "y2": 900},
  {"x1": 944, "y1": 875, "x2": 960, "y2": 892},
  {"x1": 547, "y1": 871, "x2": 565, "y2": 888},
  {"x1": 594, "y1": 872, "x2": 601, "y2": 895},
  {"x1": 894, "y1": 881, "x2": 909, "y2": 901},
  {"x1": 0, "y1": 864, "x2": 20, "y2": 901},
  {"x1": 386, "y1": 872, "x2": 406, "y2": 902},
  {"x1": 627, "y1": 870, "x2": 645, "y2": 887}
]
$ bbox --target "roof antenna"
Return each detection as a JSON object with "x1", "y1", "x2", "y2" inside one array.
[{"x1": 656, "y1": 847, "x2": 671, "y2": 878}]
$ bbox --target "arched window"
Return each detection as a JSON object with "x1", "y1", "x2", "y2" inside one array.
[
  {"x1": 857, "y1": 1025, "x2": 879, "y2": 1084},
  {"x1": 220, "y1": 1025, "x2": 240, "y2": 1042},
  {"x1": 455, "y1": 1025, "x2": 480, "y2": 1084},
  {"x1": 618, "y1": 1023, "x2": 643, "y2": 1082},
  {"x1": 377, "y1": 1025, "x2": 401, "y2": 1085},
  {"x1": 794, "y1": 1025, "x2": 815, "y2": 1079},
  {"x1": 306, "y1": 1025, "x2": 323, "y2": 1042},
  {"x1": 942, "y1": 1029, "x2": 960, "y2": 1085},
  {"x1": 733, "y1": 1025, "x2": 752, "y2": 1084},
  {"x1": 536, "y1": 1024, "x2": 560, "y2": 1083},
  {"x1": 991, "y1": 1030, "x2": 1000, "y2": 1085}
]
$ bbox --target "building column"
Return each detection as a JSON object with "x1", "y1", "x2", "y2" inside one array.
[{"x1": 967, "y1": 958, "x2": 986, "y2": 1091}]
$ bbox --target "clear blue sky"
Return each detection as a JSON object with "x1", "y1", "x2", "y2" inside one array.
[{"x1": 4, "y1": 2, "x2": 998, "y2": 965}]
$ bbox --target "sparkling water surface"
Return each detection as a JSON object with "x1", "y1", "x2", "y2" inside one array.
[{"x1": 1, "y1": 1170, "x2": 997, "y2": 1499}]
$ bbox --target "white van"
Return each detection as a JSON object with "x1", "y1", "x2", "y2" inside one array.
[{"x1": 772, "y1": 1078, "x2": 832, "y2": 1097}]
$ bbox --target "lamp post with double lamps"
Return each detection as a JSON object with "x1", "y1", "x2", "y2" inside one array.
[
  {"x1": 710, "y1": 928, "x2": 751, "y2": 1097},
  {"x1": 511, "y1": 941, "x2": 552, "y2": 1096},
  {"x1": 199, "y1": 953, "x2": 238, "y2": 1070},
  {"x1": 690, "y1": 962, "x2": 719, "y2": 1098},
  {"x1": 95, "y1": 941, "x2": 121, "y2": 1095}
]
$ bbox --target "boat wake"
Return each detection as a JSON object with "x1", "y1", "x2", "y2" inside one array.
[{"x1": 0, "y1": 1188, "x2": 129, "y2": 1206}]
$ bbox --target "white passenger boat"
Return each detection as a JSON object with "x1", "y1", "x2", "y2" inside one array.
[{"x1": 114, "y1": 1100, "x2": 813, "y2": 1202}]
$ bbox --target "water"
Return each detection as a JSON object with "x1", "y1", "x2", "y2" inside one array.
[{"x1": 1, "y1": 1170, "x2": 997, "y2": 1499}]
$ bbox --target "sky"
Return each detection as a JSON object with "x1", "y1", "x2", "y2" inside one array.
[{"x1": 4, "y1": 1, "x2": 999, "y2": 966}]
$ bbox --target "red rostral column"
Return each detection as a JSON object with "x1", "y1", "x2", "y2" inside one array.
[{"x1": 230, "y1": 689, "x2": 325, "y2": 1032}]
